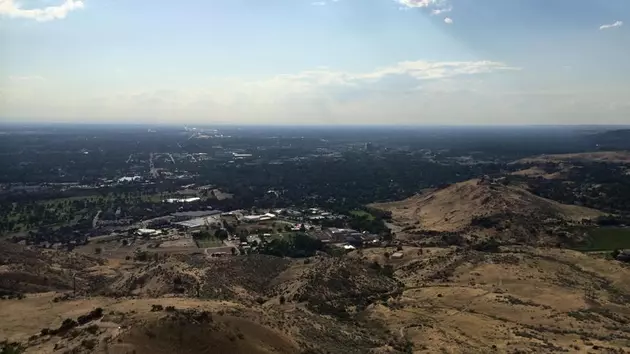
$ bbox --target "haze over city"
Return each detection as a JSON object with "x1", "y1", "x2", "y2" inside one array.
[{"x1": 1, "y1": 0, "x2": 628, "y2": 125}]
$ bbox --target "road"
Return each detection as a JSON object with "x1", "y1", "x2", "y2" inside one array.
[
  {"x1": 92, "y1": 210, "x2": 102, "y2": 228},
  {"x1": 149, "y1": 153, "x2": 159, "y2": 178}
]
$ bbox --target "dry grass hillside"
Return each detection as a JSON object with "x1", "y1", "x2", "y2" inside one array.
[
  {"x1": 270, "y1": 257, "x2": 404, "y2": 318},
  {"x1": 513, "y1": 151, "x2": 630, "y2": 165},
  {"x1": 354, "y1": 246, "x2": 630, "y2": 353},
  {"x1": 0, "y1": 242, "x2": 107, "y2": 297},
  {"x1": 371, "y1": 179, "x2": 603, "y2": 245},
  {"x1": 3, "y1": 244, "x2": 630, "y2": 353}
]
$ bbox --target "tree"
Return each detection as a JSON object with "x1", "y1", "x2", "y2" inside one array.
[
  {"x1": 214, "y1": 229, "x2": 229, "y2": 240},
  {"x1": 611, "y1": 249, "x2": 621, "y2": 259}
]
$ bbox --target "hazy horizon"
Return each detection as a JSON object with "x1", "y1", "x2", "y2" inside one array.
[{"x1": 1, "y1": 0, "x2": 629, "y2": 125}]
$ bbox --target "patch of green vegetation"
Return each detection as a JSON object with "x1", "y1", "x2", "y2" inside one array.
[
  {"x1": 259, "y1": 233, "x2": 323, "y2": 258},
  {"x1": 576, "y1": 227, "x2": 630, "y2": 252},
  {"x1": 196, "y1": 238, "x2": 224, "y2": 248},
  {"x1": 350, "y1": 210, "x2": 375, "y2": 221},
  {"x1": 193, "y1": 232, "x2": 224, "y2": 248}
]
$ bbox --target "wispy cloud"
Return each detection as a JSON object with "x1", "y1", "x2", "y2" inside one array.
[
  {"x1": 0, "y1": 0, "x2": 84, "y2": 22},
  {"x1": 432, "y1": 6, "x2": 452, "y2": 15},
  {"x1": 311, "y1": 0, "x2": 340, "y2": 6},
  {"x1": 255, "y1": 60, "x2": 519, "y2": 96},
  {"x1": 398, "y1": 0, "x2": 453, "y2": 22},
  {"x1": 397, "y1": 0, "x2": 444, "y2": 8},
  {"x1": 599, "y1": 20, "x2": 623, "y2": 30}
]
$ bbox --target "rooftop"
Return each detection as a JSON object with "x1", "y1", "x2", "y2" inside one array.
[
  {"x1": 173, "y1": 216, "x2": 219, "y2": 228},
  {"x1": 171, "y1": 210, "x2": 221, "y2": 218}
]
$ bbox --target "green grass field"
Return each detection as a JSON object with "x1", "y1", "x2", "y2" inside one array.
[
  {"x1": 196, "y1": 238, "x2": 224, "y2": 248},
  {"x1": 350, "y1": 210, "x2": 375, "y2": 221},
  {"x1": 576, "y1": 227, "x2": 630, "y2": 252}
]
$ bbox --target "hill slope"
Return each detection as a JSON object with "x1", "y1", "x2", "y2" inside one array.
[
  {"x1": 371, "y1": 178, "x2": 603, "y2": 244},
  {"x1": 3, "y1": 245, "x2": 630, "y2": 354},
  {"x1": 0, "y1": 242, "x2": 107, "y2": 297},
  {"x1": 512, "y1": 150, "x2": 630, "y2": 165}
]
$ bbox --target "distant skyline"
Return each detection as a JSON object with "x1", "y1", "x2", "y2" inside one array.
[{"x1": 1, "y1": 0, "x2": 629, "y2": 125}]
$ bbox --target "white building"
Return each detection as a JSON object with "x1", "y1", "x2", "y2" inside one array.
[
  {"x1": 136, "y1": 228, "x2": 162, "y2": 236},
  {"x1": 164, "y1": 197, "x2": 201, "y2": 203}
]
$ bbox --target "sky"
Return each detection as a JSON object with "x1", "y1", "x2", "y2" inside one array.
[{"x1": 0, "y1": 0, "x2": 628, "y2": 125}]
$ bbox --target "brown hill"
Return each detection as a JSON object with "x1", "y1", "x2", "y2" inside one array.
[
  {"x1": 270, "y1": 257, "x2": 404, "y2": 318},
  {"x1": 3, "y1": 246, "x2": 630, "y2": 354},
  {"x1": 358, "y1": 245, "x2": 630, "y2": 353},
  {"x1": 0, "y1": 242, "x2": 106, "y2": 297},
  {"x1": 513, "y1": 151, "x2": 630, "y2": 165},
  {"x1": 371, "y1": 178, "x2": 603, "y2": 244}
]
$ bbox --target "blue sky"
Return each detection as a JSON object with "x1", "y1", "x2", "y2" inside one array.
[{"x1": 0, "y1": 0, "x2": 628, "y2": 125}]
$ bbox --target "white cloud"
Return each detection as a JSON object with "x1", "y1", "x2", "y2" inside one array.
[
  {"x1": 432, "y1": 6, "x2": 452, "y2": 15},
  {"x1": 397, "y1": 0, "x2": 453, "y2": 22},
  {"x1": 397, "y1": 0, "x2": 444, "y2": 8},
  {"x1": 599, "y1": 20, "x2": 623, "y2": 30},
  {"x1": 444, "y1": 17, "x2": 453, "y2": 24},
  {"x1": 249, "y1": 60, "x2": 518, "y2": 98},
  {"x1": 0, "y1": 0, "x2": 84, "y2": 22}
]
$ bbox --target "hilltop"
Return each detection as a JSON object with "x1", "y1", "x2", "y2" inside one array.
[{"x1": 371, "y1": 178, "x2": 603, "y2": 245}]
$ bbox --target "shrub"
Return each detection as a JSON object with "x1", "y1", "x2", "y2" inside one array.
[
  {"x1": 279, "y1": 296, "x2": 286, "y2": 304},
  {"x1": 151, "y1": 304, "x2": 164, "y2": 312},
  {"x1": 0, "y1": 341, "x2": 25, "y2": 354},
  {"x1": 77, "y1": 308, "x2": 104, "y2": 325},
  {"x1": 369, "y1": 261, "x2": 381, "y2": 270},
  {"x1": 86, "y1": 325, "x2": 99, "y2": 335},
  {"x1": 164, "y1": 306, "x2": 176, "y2": 312},
  {"x1": 473, "y1": 238, "x2": 501, "y2": 253},
  {"x1": 81, "y1": 339, "x2": 97, "y2": 350},
  {"x1": 57, "y1": 318, "x2": 78, "y2": 333}
]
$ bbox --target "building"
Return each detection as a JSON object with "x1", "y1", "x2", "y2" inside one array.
[
  {"x1": 242, "y1": 213, "x2": 276, "y2": 222},
  {"x1": 325, "y1": 228, "x2": 359, "y2": 242},
  {"x1": 136, "y1": 228, "x2": 162, "y2": 237},
  {"x1": 165, "y1": 197, "x2": 201, "y2": 203},
  {"x1": 171, "y1": 210, "x2": 221, "y2": 222},
  {"x1": 173, "y1": 215, "x2": 221, "y2": 232}
]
